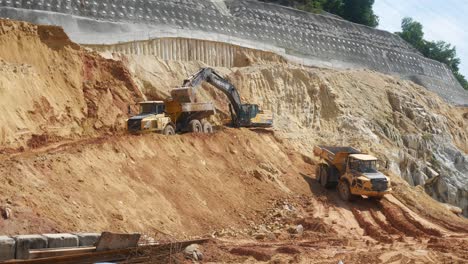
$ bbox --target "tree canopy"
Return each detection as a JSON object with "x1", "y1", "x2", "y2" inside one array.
[
  {"x1": 259, "y1": 0, "x2": 379, "y2": 28},
  {"x1": 396, "y1": 17, "x2": 468, "y2": 90}
]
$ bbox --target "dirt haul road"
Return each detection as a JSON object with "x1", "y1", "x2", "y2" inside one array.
[{"x1": 0, "y1": 19, "x2": 467, "y2": 263}]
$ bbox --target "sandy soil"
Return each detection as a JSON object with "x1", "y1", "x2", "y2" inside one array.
[{"x1": 0, "y1": 19, "x2": 467, "y2": 263}]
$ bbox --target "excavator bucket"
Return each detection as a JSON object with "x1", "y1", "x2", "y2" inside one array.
[{"x1": 171, "y1": 87, "x2": 196, "y2": 103}]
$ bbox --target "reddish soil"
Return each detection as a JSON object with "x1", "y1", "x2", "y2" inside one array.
[{"x1": 0, "y1": 19, "x2": 467, "y2": 264}]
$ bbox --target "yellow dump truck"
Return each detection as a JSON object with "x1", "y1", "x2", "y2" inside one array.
[
  {"x1": 127, "y1": 96, "x2": 215, "y2": 135},
  {"x1": 314, "y1": 146, "x2": 392, "y2": 201}
]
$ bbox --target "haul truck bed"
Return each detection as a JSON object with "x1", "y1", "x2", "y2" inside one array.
[
  {"x1": 165, "y1": 101, "x2": 216, "y2": 133},
  {"x1": 313, "y1": 146, "x2": 360, "y2": 174}
]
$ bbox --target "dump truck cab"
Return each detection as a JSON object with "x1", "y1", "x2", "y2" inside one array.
[
  {"x1": 314, "y1": 146, "x2": 392, "y2": 201},
  {"x1": 127, "y1": 101, "x2": 174, "y2": 135},
  {"x1": 343, "y1": 154, "x2": 391, "y2": 200}
]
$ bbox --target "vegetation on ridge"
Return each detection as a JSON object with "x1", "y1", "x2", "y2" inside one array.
[{"x1": 397, "y1": 17, "x2": 468, "y2": 90}]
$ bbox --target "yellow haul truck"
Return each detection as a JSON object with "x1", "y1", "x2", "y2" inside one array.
[
  {"x1": 314, "y1": 146, "x2": 392, "y2": 201},
  {"x1": 127, "y1": 93, "x2": 216, "y2": 135}
]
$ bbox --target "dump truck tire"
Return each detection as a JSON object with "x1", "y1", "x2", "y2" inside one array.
[
  {"x1": 315, "y1": 166, "x2": 321, "y2": 183},
  {"x1": 202, "y1": 120, "x2": 213, "y2": 133},
  {"x1": 338, "y1": 181, "x2": 358, "y2": 201},
  {"x1": 317, "y1": 164, "x2": 335, "y2": 189},
  {"x1": 318, "y1": 164, "x2": 330, "y2": 189},
  {"x1": 163, "y1": 125, "x2": 175, "y2": 135},
  {"x1": 189, "y1": 120, "x2": 202, "y2": 133},
  {"x1": 319, "y1": 165, "x2": 328, "y2": 187}
]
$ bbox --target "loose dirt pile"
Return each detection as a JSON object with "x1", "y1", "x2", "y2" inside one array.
[
  {"x1": 0, "y1": 19, "x2": 143, "y2": 151},
  {"x1": 0, "y1": 19, "x2": 467, "y2": 263}
]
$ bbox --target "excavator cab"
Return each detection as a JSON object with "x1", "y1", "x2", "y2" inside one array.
[
  {"x1": 240, "y1": 104, "x2": 259, "y2": 119},
  {"x1": 233, "y1": 104, "x2": 273, "y2": 127}
]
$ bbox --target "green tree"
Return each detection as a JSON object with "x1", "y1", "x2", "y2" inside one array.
[
  {"x1": 397, "y1": 17, "x2": 468, "y2": 90},
  {"x1": 296, "y1": 0, "x2": 343, "y2": 14},
  {"x1": 422, "y1": 41, "x2": 460, "y2": 71},
  {"x1": 454, "y1": 72, "x2": 468, "y2": 90},
  {"x1": 341, "y1": 0, "x2": 378, "y2": 27},
  {"x1": 397, "y1": 17, "x2": 425, "y2": 50}
]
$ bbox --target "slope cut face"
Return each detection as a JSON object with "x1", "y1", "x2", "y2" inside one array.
[
  {"x1": 0, "y1": 0, "x2": 467, "y2": 105},
  {"x1": 0, "y1": 19, "x2": 143, "y2": 150}
]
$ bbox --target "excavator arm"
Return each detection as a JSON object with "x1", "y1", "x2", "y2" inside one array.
[
  {"x1": 183, "y1": 68, "x2": 244, "y2": 126},
  {"x1": 180, "y1": 67, "x2": 273, "y2": 128}
]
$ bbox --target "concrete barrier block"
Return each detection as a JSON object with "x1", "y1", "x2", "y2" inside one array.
[
  {"x1": 75, "y1": 233, "x2": 101, "y2": 247},
  {"x1": 42, "y1": 233, "x2": 79, "y2": 248},
  {"x1": 0, "y1": 236, "x2": 15, "y2": 261},
  {"x1": 14, "y1": 235, "x2": 47, "y2": 259}
]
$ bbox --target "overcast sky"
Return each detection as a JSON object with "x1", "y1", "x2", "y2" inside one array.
[{"x1": 373, "y1": 0, "x2": 468, "y2": 77}]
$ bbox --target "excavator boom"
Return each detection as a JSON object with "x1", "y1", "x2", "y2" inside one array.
[{"x1": 180, "y1": 68, "x2": 273, "y2": 128}]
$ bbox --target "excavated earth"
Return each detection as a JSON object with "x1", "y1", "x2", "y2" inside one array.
[{"x1": 0, "y1": 19, "x2": 467, "y2": 263}]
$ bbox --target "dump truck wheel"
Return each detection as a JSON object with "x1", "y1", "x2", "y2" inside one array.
[
  {"x1": 338, "y1": 181, "x2": 357, "y2": 201},
  {"x1": 189, "y1": 120, "x2": 202, "y2": 133},
  {"x1": 315, "y1": 166, "x2": 321, "y2": 183},
  {"x1": 163, "y1": 125, "x2": 175, "y2": 135},
  {"x1": 319, "y1": 164, "x2": 330, "y2": 188},
  {"x1": 202, "y1": 120, "x2": 213, "y2": 133}
]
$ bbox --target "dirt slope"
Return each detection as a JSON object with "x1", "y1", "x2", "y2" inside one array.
[
  {"x1": 124, "y1": 55, "x2": 468, "y2": 216},
  {"x1": 0, "y1": 19, "x2": 467, "y2": 263},
  {"x1": 0, "y1": 129, "x2": 312, "y2": 236},
  {"x1": 0, "y1": 19, "x2": 143, "y2": 151}
]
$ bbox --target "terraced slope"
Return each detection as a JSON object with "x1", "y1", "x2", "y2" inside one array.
[
  {"x1": 0, "y1": 19, "x2": 467, "y2": 263},
  {"x1": 0, "y1": 0, "x2": 467, "y2": 104}
]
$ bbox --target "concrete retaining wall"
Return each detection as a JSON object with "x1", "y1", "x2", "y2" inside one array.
[
  {"x1": 0, "y1": 0, "x2": 466, "y2": 105},
  {"x1": 0, "y1": 236, "x2": 15, "y2": 261},
  {"x1": 0, "y1": 233, "x2": 101, "y2": 261},
  {"x1": 88, "y1": 38, "x2": 286, "y2": 68}
]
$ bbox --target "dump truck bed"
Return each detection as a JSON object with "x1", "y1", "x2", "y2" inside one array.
[
  {"x1": 314, "y1": 146, "x2": 360, "y2": 173},
  {"x1": 314, "y1": 146, "x2": 359, "y2": 161},
  {"x1": 180, "y1": 102, "x2": 215, "y2": 114},
  {"x1": 165, "y1": 101, "x2": 216, "y2": 127}
]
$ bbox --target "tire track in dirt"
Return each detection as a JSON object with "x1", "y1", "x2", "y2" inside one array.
[
  {"x1": 351, "y1": 208, "x2": 393, "y2": 243},
  {"x1": 404, "y1": 206, "x2": 468, "y2": 234},
  {"x1": 398, "y1": 206, "x2": 443, "y2": 237},
  {"x1": 369, "y1": 208, "x2": 403, "y2": 236},
  {"x1": 379, "y1": 200, "x2": 429, "y2": 238},
  {"x1": 296, "y1": 217, "x2": 336, "y2": 234}
]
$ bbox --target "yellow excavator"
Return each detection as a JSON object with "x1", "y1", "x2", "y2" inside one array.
[
  {"x1": 180, "y1": 68, "x2": 273, "y2": 128},
  {"x1": 314, "y1": 146, "x2": 392, "y2": 201}
]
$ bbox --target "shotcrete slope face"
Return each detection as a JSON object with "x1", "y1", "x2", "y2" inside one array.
[
  {"x1": 0, "y1": 18, "x2": 468, "y2": 263},
  {"x1": 0, "y1": 0, "x2": 467, "y2": 105}
]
